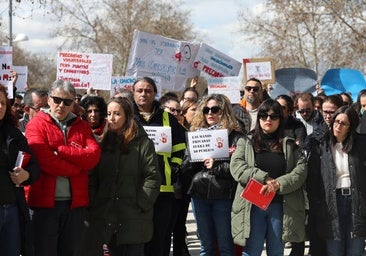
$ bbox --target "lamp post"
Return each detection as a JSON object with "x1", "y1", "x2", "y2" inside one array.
[{"x1": 8, "y1": 0, "x2": 13, "y2": 46}]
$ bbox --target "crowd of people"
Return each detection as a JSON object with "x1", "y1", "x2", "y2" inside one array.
[{"x1": 1, "y1": 72, "x2": 366, "y2": 256}]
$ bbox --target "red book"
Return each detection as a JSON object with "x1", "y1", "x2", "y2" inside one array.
[{"x1": 241, "y1": 178, "x2": 275, "y2": 210}]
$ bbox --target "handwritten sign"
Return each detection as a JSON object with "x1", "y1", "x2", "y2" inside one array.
[
  {"x1": 143, "y1": 126, "x2": 172, "y2": 153},
  {"x1": 243, "y1": 58, "x2": 275, "y2": 83},
  {"x1": 193, "y1": 43, "x2": 242, "y2": 78},
  {"x1": 207, "y1": 77, "x2": 241, "y2": 104},
  {"x1": 57, "y1": 51, "x2": 113, "y2": 90},
  {"x1": 13, "y1": 66, "x2": 28, "y2": 92},
  {"x1": 0, "y1": 46, "x2": 12, "y2": 83},
  {"x1": 186, "y1": 129, "x2": 229, "y2": 162},
  {"x1": 126, "y1": 30, "x2": 200, "y2": 92}
]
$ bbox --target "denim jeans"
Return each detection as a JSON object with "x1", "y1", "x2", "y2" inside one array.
[
  {"x1": 0, "y1": 203, "x2": 21, "y2": 256},
  {"x1": 326, "y1": 193, "x2": 365, "y2": 256},
  {"x1": 243, "y1": 202, "x2": 284, "y2": 256},
  {"x1": 191, "y1": 197, "x2": 234, "y2": 256}
]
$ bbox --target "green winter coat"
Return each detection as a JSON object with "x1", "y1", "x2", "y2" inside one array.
[
  {"x1": 82, "y1": 126, "x2": 161, "y2": 255},
  {"x1": 230, "y1": 136, "x2": 307, "y2": 247}
]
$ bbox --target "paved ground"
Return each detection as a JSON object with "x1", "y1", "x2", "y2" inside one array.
[{"x1": 171, "y1": 203, "x2": 309, "y2": 256}]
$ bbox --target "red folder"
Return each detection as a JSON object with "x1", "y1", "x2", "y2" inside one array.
[{"x1": 241, "y1": 178, "x2": 275, "y2": 210}]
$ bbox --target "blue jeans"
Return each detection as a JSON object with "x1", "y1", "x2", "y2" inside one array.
[
  {"x1": 243, "y1": 203, "x2": 284, "y2": 256},
  {"x1": 191, "y1": 197, "x2": 234, "y2": 256},
  {"x1": 0, "y1": 203, "x2": 21, "y2": 256},
  {"x1": 326, "y1": 193, "x2": 365, "y2": 256}
]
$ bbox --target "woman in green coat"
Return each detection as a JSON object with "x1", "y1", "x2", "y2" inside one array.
[
  {"x1": 82, "y1": 97, "x2": 161, "y2": 256},
  {"x1": 230, "y1": 99, "x2": 307, "y2": 256}
]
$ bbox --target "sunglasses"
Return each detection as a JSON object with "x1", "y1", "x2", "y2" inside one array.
[
  {"x1": 245, "y1": 86, "x2": 260, "y2": 92},
  {"x1": 164, "y1": 106, "x2": 181, "y2": 114},
  {"x1": 297, "y1": 108, "x2": 311, "y2": 115},
  {"x1": 259, "y1": 113, "x2": 280, "y2": 121},
  {"x1": 50, "y1": 96, "x2": 74, "y2": 106},
  {"x1": 203, "y1": 106, "x2": 220, "y2": 114}
]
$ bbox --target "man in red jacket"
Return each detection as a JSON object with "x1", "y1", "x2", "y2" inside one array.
[{"x1": 25, "y1": 80, "x2": 101, "y2": 256}]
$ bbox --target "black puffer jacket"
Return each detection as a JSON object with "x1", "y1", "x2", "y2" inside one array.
[
  {"x1": 306, "y1": 131, "x2": 366, "y2": 240},
  {"x1": 181, "y1": 130, "x2": 244, "y2": 200}
]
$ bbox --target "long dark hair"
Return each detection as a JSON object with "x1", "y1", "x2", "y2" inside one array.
[
  {"x1": 101, "y1": 97, "x2": 138, "y2": 154},
  {"x1": 252, "y1": 99, "x2": 284, "y2": 153},
  {"x1": 329, "y1": 106, "x2": 359, "y2": 153},
  {"x1": 0, "y1": 84, "x2": 18, "y2": 127}
]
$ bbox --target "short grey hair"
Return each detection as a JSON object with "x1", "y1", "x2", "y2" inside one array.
[{"x1": 49, "y1": 80, "x2": 76, "y2": 97}]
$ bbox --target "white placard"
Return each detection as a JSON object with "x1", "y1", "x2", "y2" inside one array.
[
  {"x1": 57, "y1": 51, "x2": 113, "y2": 90},
  {"x1": 187, "y1": 129, "x2": 229, "y2": 162},
  {"x1": 0, "y1": 46, "x2": 12, "y2": 84},
  {"x1": 13, "y1": 66, "x2": 28, "y2": 92},
  {"x1": 193, "y1": 43, "x2": 242, "y2": 78},
  {"x1": 207, "y1": 77, "x2": 241, "y2": 104},
  {"x1": 126, "y1": 30, "x2": 200, "y2": 92},
  {"x1": 143, "y1": 126, "x2": 172, "y2": 153}
]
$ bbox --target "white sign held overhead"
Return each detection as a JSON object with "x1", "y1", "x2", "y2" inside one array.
[
  {"x1": 193, "y1": 43, "x2": 242, "y2": 78},
  {"x1": 12, "y1": 66, "x2": 28, "y2": 92},
  {"x1": 0, "y1": 46, "x2": 12, "y2": 83},
  {"x1": 126, "y1": 30, "x2": 200, "y2": 92},
  {"x1": 207, "y1": 77, "x2": 241, "y2": 104},
  {"x1": 57, "y1": 51, "x2": 113, "y2": 90}
]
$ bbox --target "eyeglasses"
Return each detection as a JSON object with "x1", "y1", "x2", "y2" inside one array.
[
  {"x1": 202, "y1": 106, "x2": 220, "y2": 114},
  {"x1": 323, "y1": 110, "x2": 335, "y2": 117},
  {"x1": 334, "y1": 119, "x2": 350, "y2": 127},
  {"x1": 163, "y1": 106, "x2": 181, "y2": 114},
  {"x1": 50, "y1": 96, "x2": 74, "y2": 106},
  {"x1": 259, "y1": 113, "x2": 280, "y2": 121},
  {"x1": 297, "y1": 108, "x2": 311, "y2": 115},
  {"x1": 244, "y1": 86, "x2": 260, "y2": 92}
]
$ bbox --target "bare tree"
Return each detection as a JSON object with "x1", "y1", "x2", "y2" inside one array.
[
  {"x1": 12, "y1": 45, "x2": 57, "y2": 88},
  {"x1": 238, "y1": 0, "x2": 366, "y2": 77},
  {"x1": 48, "y1": 0, "x2": 196, "y2": 76}
]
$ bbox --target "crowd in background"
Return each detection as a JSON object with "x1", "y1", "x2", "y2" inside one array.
[{"x1": 1, "y1": 70, "x2": 366, "y2": 256}]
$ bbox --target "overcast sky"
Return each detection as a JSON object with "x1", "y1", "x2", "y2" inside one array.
[{"x1": 2, "y1": 0, "x2": 265, "y2": 62}]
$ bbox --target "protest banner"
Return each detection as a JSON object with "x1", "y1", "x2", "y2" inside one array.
[
  {"x1": 193, "y1": 43, "x2": 242, "y2": 78},
  {"x1": 143, "y1": 126, "x2": 172, "y2": 153},
  {"x1": 0, "y1": 46, "x2": 12, "y2": 83},
  {"x1": 126, "y1": 30, "x2": 200, "y2": 92},
  {"x1": 186, "y1": 129, "x2": 229, "y2": 162},
  {"x1": 57, "y1": 51, "x2": 113, "y2": 90},
  {"x1": 13, "y1": 66, "x2": 28, "y2": 92},
  {"x1": 242, "y1": 58, "x2": 275, "y2": 83},
  {"x1": 207, "y1": 76, "x2": 241, "y2": 104}
]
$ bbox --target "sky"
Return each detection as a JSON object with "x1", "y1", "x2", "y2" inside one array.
[{"x1": 1, "y1": 0, "x2": 265, "y2": 62}]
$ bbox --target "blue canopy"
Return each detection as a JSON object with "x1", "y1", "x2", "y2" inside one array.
[{"x1": 321, "y1": 68, "x2": 366, "y2": 101}]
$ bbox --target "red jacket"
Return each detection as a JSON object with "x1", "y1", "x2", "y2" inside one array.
[{"x1": 25, "y1": 111, "x2": 101, "y2": 208}]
